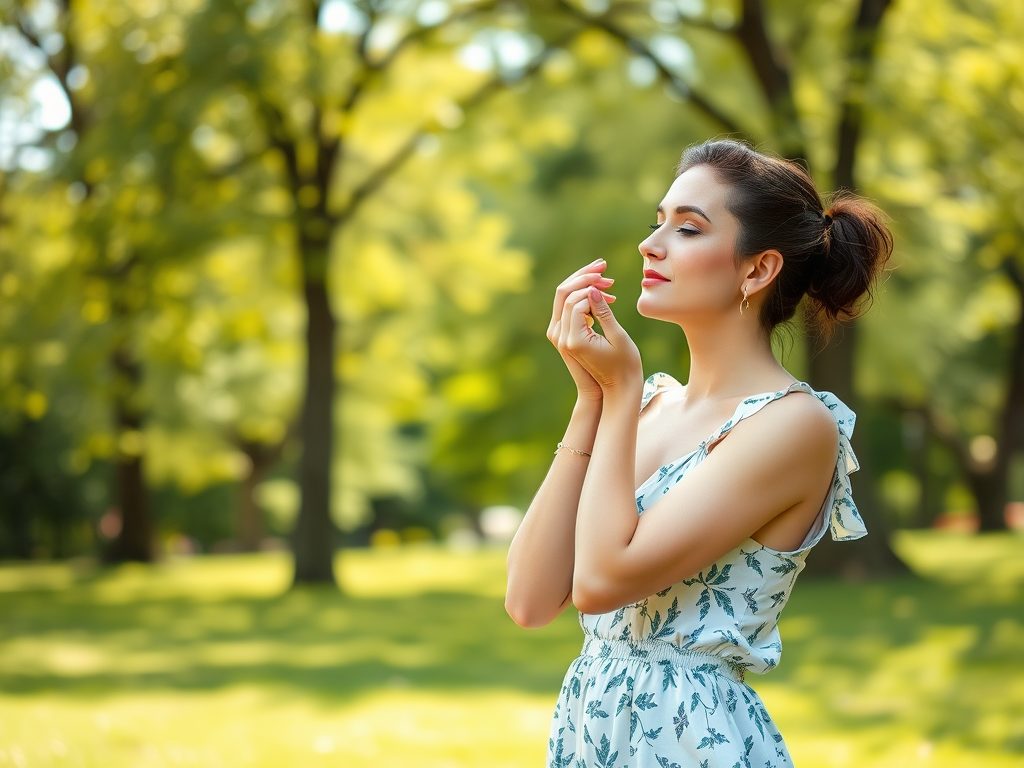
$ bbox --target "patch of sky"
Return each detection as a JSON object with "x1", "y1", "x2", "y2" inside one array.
[
  {"x1": 628, "y1": 56, "x2": 658, "y2": 88},
  {"x1": 649, "y1": 34, "x2": 695, "y2": 79},
  {"x1": 319, "y1": 0, "x2": 370, "y2": 35},
  {"x1": 458, "y1": 29, "x2": 541, "y2": 75},
  {"x1": 416, "y1": 0, "x2": 450, "y2": 27}
]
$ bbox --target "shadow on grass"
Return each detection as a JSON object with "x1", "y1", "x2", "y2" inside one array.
[
  {"x1": 1, "y1": 537, "x2": 1022, "y2": 757},
  {"x1": 0, "y1": 584, "x2": 582, "y2": 701}
]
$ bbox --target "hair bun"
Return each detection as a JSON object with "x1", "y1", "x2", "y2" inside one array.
[{"x1": 805, "y1": 195, "x2": 893, "y2": 335}]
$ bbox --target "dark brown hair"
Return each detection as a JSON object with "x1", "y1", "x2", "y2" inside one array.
[{"x1": 676, "y1": 139, "x2": 893, "y2": 340}]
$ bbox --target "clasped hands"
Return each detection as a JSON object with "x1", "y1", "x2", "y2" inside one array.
[{"x1": 546, "y1": 258, "x2": 642, "y2": 402}]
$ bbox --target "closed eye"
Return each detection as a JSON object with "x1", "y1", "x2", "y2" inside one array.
[
  {"x1": 677, "y1": 226, "x2": 700, "y2": 236},
  {"x1": 648, "y1": 223, "x2": 661, "y2": 231}
]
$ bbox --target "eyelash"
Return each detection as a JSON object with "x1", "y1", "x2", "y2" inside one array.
[{"x1": 649, "y1": 223, "x2": 699, "y2": 236}]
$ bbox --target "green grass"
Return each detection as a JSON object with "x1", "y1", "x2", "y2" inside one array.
[{"x1": 0, "y1": 532, "x2": 1022, "y2": 767}]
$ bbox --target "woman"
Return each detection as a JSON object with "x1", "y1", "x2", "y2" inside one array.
[{"x1": 505, "y1": 139, "x2": 893, "y2": 767}]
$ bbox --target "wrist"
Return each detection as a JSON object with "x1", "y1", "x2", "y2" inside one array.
[{"x1": 599, "y1": 378, "x2": 643, "y2": 410}]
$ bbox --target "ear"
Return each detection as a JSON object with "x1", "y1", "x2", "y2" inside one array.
[{"x1": 744, "y1": 249, "x2": 783, "y2": 298}]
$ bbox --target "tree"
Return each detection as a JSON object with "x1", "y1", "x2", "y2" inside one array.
[{"x1": 863, "y1": 0, "x2": 1024, "y2": 532}]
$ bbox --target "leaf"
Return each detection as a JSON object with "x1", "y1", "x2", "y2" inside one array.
[
  {"x1": 712, "y1": 588, "x2": 734, "y2": 617},
  {"x1": 604, "y1": 667, "x2": 627, "y2": 693},
  {"x1": 673, "y1": 701, "x2": 690, "y2": 739},
  {"x1": 742, "y1": 550, "x2": 764, "y2": 576},
  {"x1": 635, "y1": 691, "x2": 657, "y2": 710},
  {"x1": 659, "y1": 659, "x2": 678, "y2": 691},
  {"x1": 682, "y1": 624, "x2": 705, "y2": 649},
  {"x1": 746, "y1": 622, "x2": 767, "y2": 644},
  {"x1": 649, "y1": 609, "x2": 661, "y2": 635},
  {"x1": 742, "y1": 587, "x2": 759, "y2": 614},
  {"x1": 709, "y1": 563, "x2": 733, "y2": 585},
  {"x1": 748, "y1": 704, "x2": 765, "y2": 739},
  {"x1": 696, "y1": 590, "x2": 710, "y2": 620},
  {"x1": 725, "y1": 686, "x2": 738, "y2": 713},
  {"x1": 616, "y1": 692, "x2": 630, "y2": 716},
  {"x1": 770, "y1": 559, "x2": 798, "y2": 575},
  {"x1": 595, "y1": 732, "x2": 611, "y2": 765}
]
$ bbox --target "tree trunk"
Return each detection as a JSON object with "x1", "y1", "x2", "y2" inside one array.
[
  {"x1": 291, "y1": 243, "x2": 338, "y2": 585},
  {"x1": 799, "y1": 0, "x2": 907, "y2": 577},
  {"x1": 804, "y1": 324, "x2": 908, "y2": 576},
  {"x1": 969, "y1": 465, "x2": 1005, "y2": 531},
  {"x1": 972, "y1": 259, "x2": 1024, "y2": 531},
  {"x1": 105, "y1": 343, "x2": 153, "y2": 563},
  {"x1": 736, "y1": 0, "x2": 806, "y2": 161},
  {"x1": 236, "y1": 437, "x2": 284, "y2": 551}
]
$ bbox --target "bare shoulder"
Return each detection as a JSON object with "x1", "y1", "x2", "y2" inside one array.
[{"x1": 723, "y1": 389, "x2": 839, "y2": 463}]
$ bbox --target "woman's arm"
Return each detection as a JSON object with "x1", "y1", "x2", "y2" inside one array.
[
  {"x1": 565, "y1": 289, "x2": 838, "y2": 615},
  {"x1": 504, "y1": 260, "x2": 616, "y2": 628},
  {"x1": 573, "y1": 386, "x2": 837, "y2": 613},
  {"x1": 505, "y1": 398, "x2": 601, "y2": 628}
]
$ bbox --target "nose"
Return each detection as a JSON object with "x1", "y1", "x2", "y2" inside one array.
[{"x1": 639, "y1": 232, "x2": 666, "y2": 261}]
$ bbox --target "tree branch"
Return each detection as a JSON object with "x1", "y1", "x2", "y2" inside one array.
[
  {"x1": 732, "y1": 0, "x2": 805, "y2": 160},
  {"x1": 336, "y1": 31, "x2": 582, "y2": 226},
  {"x1": 832, "y1": 0, "x2": 892, "y2": 190},
  {"x1": 342, "y1": 0, "x2": 501, "y2": 114},
  {"x1": 606, "y1": 1, "x2": 737, "y2": 33},
  {"x1": 552, "y1": 0, "x2": 742, "y2": 134}
]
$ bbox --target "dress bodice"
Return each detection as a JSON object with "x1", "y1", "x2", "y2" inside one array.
[{"x1": 579, "y1": 371, "x2": 866, "y2": 678}]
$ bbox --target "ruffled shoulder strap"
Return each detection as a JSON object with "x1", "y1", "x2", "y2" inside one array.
[
  {"x1": 703, "y1": 381, "x2": 867, "y2": 544},
  {"x1": 640, "y1": 371, "x2": 683, "y2": 412},
  {"x1": 813, "y1": 389, "x2": 867, "y2": 542}
]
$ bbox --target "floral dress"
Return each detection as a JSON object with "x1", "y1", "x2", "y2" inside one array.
[{"x1": 547, "y1": 372, "x2": 866, "y2": 768}]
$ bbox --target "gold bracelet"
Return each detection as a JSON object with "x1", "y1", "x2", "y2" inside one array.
[{"x1": 555, "y1": 442, "x2": 592, "y2": 457}]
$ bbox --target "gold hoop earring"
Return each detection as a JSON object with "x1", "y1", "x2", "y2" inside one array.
[{"x1": 739, "y1": 288, "x2": 750, "y2": 316}]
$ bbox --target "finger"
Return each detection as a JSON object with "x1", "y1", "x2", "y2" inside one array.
[
  {"x1": 560, "y1": 287, "x2": 611, "y2": 351},
  {"x1": 559, "y1": 289, "x2": 588, "y2": 351},
  {"x1": 569, "y1": 258, "x2": 607, "y2": 280},
  {"x1": 588, "y1": 286, "x2": 623, "y2": 338},
  {"x1": 547, "y1": 319, "x2": 561, "y2": 346},
  {"x1": 549, "y1": 269, "x2": 614, "y2": 333},
  {"x1": 569, "y1": 295, "x2": 596, "y2": 340}
]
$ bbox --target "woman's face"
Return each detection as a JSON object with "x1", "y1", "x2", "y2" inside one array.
[{"x1": 636, "y1": 165, "x2": 744, "y2": 325}]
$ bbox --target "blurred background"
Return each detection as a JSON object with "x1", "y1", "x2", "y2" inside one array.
[{"x1": 0, "y1": 0, "x2": 1022, "y2": 765}]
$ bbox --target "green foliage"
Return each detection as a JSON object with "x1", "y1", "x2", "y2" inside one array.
[{"x1": 3, "y1": 0, "x2": 1024, "y2": 555}]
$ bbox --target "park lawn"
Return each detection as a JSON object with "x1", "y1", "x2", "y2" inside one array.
[{"x1": 0, "y1": 532, "x2": 1021, "y2": 768}]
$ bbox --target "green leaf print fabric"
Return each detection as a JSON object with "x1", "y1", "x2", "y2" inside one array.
[{"x1": 547, "y1": 373, "x2": 866, "y2": 768}]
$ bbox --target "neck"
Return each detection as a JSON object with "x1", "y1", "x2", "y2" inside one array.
[{"x1": 678, "y1": 313, "x2": 793, "y2": 402}]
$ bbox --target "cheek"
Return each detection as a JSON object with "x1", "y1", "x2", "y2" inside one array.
[
  {"x1": 638, "y1": 242, "x2": 737, "y2": 316},
  {"x1": 675, "y1": 241, "x2": 738, "y2": 302}
]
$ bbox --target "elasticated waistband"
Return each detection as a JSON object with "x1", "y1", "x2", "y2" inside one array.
[{"x1": 580, "y1": 636, "x2": 747, "y2": 684}]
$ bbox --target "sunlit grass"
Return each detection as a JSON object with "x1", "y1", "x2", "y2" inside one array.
[{"x1": 0, "y1": 534, "x2": 1022, "y2": 767}]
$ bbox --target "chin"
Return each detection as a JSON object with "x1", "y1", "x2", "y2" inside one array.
[{"x1": 637, "y1": 295, "x2": 666, "y2": 320}]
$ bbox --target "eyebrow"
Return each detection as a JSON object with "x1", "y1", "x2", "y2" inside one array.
[{"x1": 656, "y1": 204, "x2": 713, "y2": 224}]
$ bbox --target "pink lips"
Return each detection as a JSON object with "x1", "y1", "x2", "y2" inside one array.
[{"x1": 642, "y1": 269, "x2": 669, "y2": 288}]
